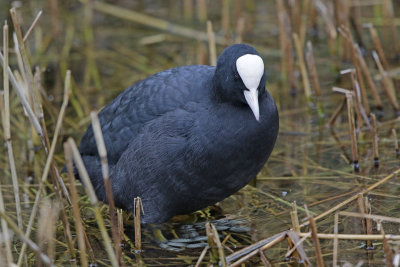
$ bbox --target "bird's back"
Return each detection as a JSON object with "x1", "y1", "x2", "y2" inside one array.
[{"x1": 79, "y1": 65, "x2": 215, "y2": 165}]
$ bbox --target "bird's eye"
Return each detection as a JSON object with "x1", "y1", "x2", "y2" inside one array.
[{"x1": 234, "y1": 73, "x2": 240, "y2": 80}]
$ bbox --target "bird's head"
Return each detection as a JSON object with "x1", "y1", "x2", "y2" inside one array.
[{"x1": 213, "y1": 44, "x2": 266, "y2": 121}]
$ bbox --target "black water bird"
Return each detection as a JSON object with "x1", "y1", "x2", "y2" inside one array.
[{"x1": 77, "y1": 44, "x2": 279, "y2": 224}]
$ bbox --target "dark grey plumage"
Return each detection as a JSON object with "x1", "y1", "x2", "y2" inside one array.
[{"x1": 77, "y1": 44, "x2": 279, "y2": 223}]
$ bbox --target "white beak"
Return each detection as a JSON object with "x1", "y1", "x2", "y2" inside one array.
[{"x1": 244, "y1": 88, "x2": 259, "y2": 121}]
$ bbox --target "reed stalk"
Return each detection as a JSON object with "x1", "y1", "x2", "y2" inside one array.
[
  {"x1": 3, "y1": 21, "x2": 23, "y2": 231},
  {"x1": 64, "y1": 143, "x2": 88, "y2": 267},
  {"x1": 309, "y1": 216, "x2": 324, "y2": 267},
  {"x1": 196, "y1": 0, "x2": 207, "y2": 22},
  {"x1": 90, "y1": 111, "x2": 121, "y2": 261},
  {"x1": 346, "y1": 93, "x2": 359, "y2": 172},
  {"x1": 355, "y1": 44, "x2": 382, "y2": 109},
  {"x1": 333, "y1": 213, "x2": 339, "y2": 267},
  {"x1": 22, "y1": 10, "x2": 42, "y2": 43},
  {"x1": 0, "y1": 211, "x2": 54, "y2": 267},
  {"x1": 0, "y1": 176, "x2": 13, "y2": 264},
  {"x1": 17, "y1": 71, "x2": 72, "y2": 266},
  {"x1": 293, "y1": 33, "x2": 311, "y2": 100},
  {"x1": 195, "y1": 246, "x2": 208, "y2": 267},
  {"x1": 370, "y1": 114, "x2": 379, "y2": 167},
  {"x1": 372, "y1": 50, "x2": 400, "y2": 112},
  {"x1": 68, "y1": 138, "x2": 119, "y2": 267},
  {"x1": 393, "y1": 128, "x2": 399, "y2": 157},
  {"x1": 357, "y1": 194, "x2": 373, "y2": 248},
  {"x1": 207, "y1": 21, "x2": 217, "y2": 66},
  {"x1": 305, "y1": 41, "x2": 321, "y2": 96},
  {"x1": 134, "y1": 197, "x2": 142, "y2": 251}
]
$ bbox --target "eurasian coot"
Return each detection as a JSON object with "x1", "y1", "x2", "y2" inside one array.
[{"x1": 78, "y1": 44, "x2": 279, "y2": 223}]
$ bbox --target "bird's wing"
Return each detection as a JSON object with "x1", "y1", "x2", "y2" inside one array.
[{"x1": 78, "y1": 65, "x2": 213, "y2": 164}]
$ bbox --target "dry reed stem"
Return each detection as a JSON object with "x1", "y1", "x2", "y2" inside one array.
[
  {"x1": 309, "y1": 217, "x2": 324, "y2": 267},
  {"x1": 3, "y1": 21, "x2": 23, "y2": 230},
  {"x1": 383, "y1": 0, "x2": 398, "y2": 55},
  {"x1": 299, "y1": 0, "x2": 311, "y2": 49},
  {"x1": 196, "y1": 0, "x2": 207, "y2": 22},
  {"x1": 183, "y1": 0, "x2": 193, "y2": 20},
  {"x1": 355, "y1": 44, "x2": 383, "y2": 109},
  {"x1": 205, "y1": 222, "x2": 219, "y2": 264},
  {"x1": 300, "y1": 167, "x2": 400, "y2": 227},
  {"x1": 258, "y1": 248, "x2": 271, "y2": 267},
  {"x1": 277, "y1": 0, "x2": 287, "y2": 81},
  {"x1": 68, "y1": 138, "x2": 119, "y2": 267},
  {"x1": 10, "y1": 9, "x2": 72, "y2": 206},
  {"x1": 352, "y1": 71, "x2": 371, "y2": 129},
  {"x1": 17, "y1": 70, "x2": 74, "y2": 266},
  {"x1": 392, "y1": 128, "x2": 399, "y2": 157},
  {"x1": 64, "y1": 143, "x2": 88, "y2": 267},
  {"x1": 234, "y1": 17, "x2": 245, "y2": 44},
  {"x1": 92, "y1": 1, "x2": 226, "y2": 44},
  {"x1": 195, "y1": 246, "x2": 208, "y2": 267},
  {"x1": 368, "y1": 24, "x2": 390, "y2": 70},
  {"x1": 221, "y1": 0, "x2": 231, "y2": 45},
  {"x1": 207, "y1": 21, "x2": 217, "y2": 66},
  {"x1": 305, "y1": 41, "x2": 321, "y2": 96},
  {"x1": 333, "y1": 213, "x2": 339, "y2": 267},
  {"x1": 293, "y1": 33, "x2": 311, "y2": 99},
  {"x1": 332, "y1": 86, "x2": 353, "y2": 95},
  {"x1": 22, "y1": 10, "x2": 42, "y2": 42},
  {"x1": 90, "y1": 111, "x2": 121, "y2": 260},
  {"x1": 314, "y1": 1, "x2": 337, "y2": 40},
  {"x1": 372, "y1": 50, "x2": 400, "y2": 112},
  {"x1": 134, "y1": 197, "x2": 142, "y2": 251},
  {"x1": 37, "y1": 200, "x2": 59, "y2": 264},
  {"x1": 10, "y1": 8, "x2": 42, "y2": 120},
  {"x1": 204, "y1": 223, "x2": 227, "y2": 266},
  {"x1": 370, "y1": 114, "x2": 379, "y2": 166},
  {"x1": 327, "y1": 97, "x2": 346, "y2": 126},
  {"x1": 290, "y1": 201, "x2": 300, "y2": 232},
  {"x1": 338, "y1": 211, "x2": 400, "y2": 224},
  {"x1": 0, "y1": 174, "x2": 14, "y2": 264},
  {"x1": 211, "y1": 223, "x2": 226, "y2": 267},
  {"x1": 285, "y1": 231, "x2": 310, "y2": 264},
  {"x1": 357, "y1": 194, "x2": 373, "y2": 248},
  {"x1": 117, "y1": 209, "x2": 124, "y2": 245},
  {"x1": 382, "y1": 225, "x2": 395, "y2": 267},
  {"x1": 352, "y1": 45, "x2": 370, "y2": 115},
  {"x1": 299, "y1": 232, "x2": 400, "y2": 240},
  {"x1": 346, "y1": 93, "x2": 359, "y2": 172},
  {"x1": 228, "y1": 232, "x2": 287, "y2": 267},
  {"x1": 0, "y1": 211, "x2": 54, "y2": 267},
  {"x1": 0, "y1": 51, "x2": 42, "y2": 136}
]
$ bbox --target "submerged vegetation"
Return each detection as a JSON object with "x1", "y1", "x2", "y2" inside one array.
[{"x1": 0, "y1": 0, "x2": 400, "y2": 266}]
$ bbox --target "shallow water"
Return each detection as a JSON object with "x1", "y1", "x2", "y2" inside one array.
[{"x1": 1, "y1": 0, "x2": 400, "y2": 266}]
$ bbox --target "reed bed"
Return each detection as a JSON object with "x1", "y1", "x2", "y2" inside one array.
[{"x1": 0, "y1": 0, "x2": 400, "y2": 266}]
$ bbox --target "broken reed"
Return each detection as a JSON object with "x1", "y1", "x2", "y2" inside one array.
[{"x1": 134, "y1": 197, "x2": 143, "y2": 251}]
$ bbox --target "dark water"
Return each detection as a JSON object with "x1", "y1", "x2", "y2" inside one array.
[{"x1": 1, "y1": 0, "x2": 400, "y2": 266}]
